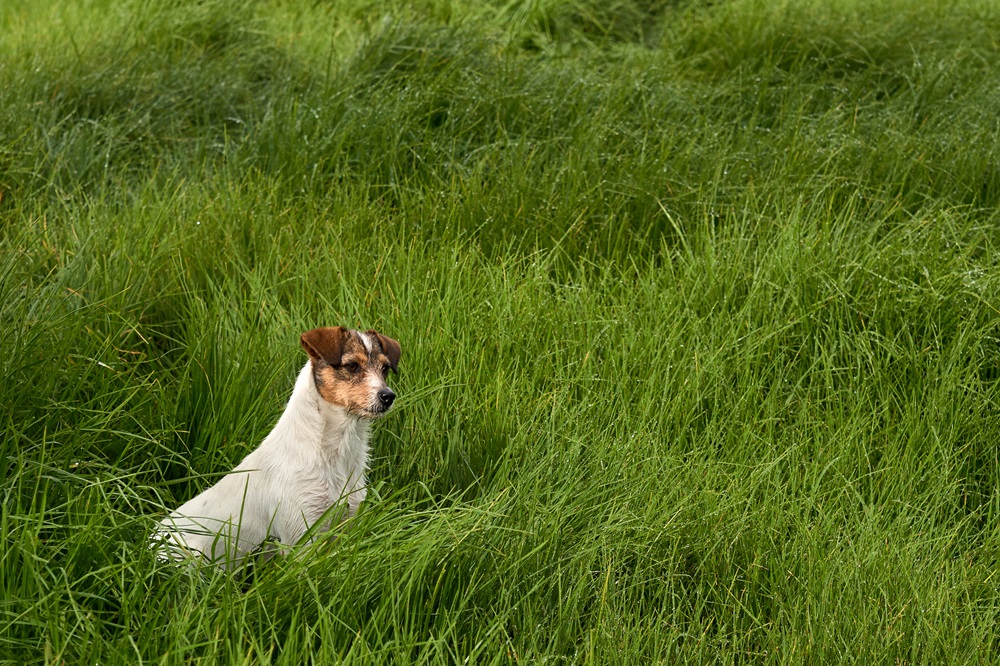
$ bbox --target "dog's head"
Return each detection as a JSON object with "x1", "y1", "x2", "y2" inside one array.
[{"x1": 300, "y1": 326, "x2": 401, "y2": 419}]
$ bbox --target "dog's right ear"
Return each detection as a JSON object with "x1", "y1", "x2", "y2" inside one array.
[{"x1": 300, "y1": 326, "x2": 348, "y2": 366}]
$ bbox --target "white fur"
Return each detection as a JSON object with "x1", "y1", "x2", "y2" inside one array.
[
  {"x1": 359, "y1": 331, "x2": 373, "y2": 353},
  {"x1": 155, "y1": 362, "x2": 372, "y2": 567}
]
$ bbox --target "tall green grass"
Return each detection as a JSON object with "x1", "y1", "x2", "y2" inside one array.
[{"x1": 2, "y1": 0, "x2": 999, "y2": 662}]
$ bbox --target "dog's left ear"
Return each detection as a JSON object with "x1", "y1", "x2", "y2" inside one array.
[
  {"x1": 370, "y1": 330, "x2": 401, "y2": 372},
  {"x1": 300, "y1": 326, "x2": 349, "y2": 366}
]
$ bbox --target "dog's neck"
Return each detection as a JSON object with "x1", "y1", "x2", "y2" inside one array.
[{"x1": 276, "y1": 362, "x2": 370, "y2": 457}]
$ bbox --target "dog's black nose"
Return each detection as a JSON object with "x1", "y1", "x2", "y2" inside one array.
[{"x1": 377, "y1": 388, "x2": 395, "y2": 409}]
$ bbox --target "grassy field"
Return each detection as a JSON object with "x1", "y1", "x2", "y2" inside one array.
[{"x1": 2, "y1": 0, "x2": 1000, "y2": 662}]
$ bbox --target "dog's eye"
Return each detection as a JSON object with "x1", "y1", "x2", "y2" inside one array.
[
  {"x1": 345, "y1": 362, "x2": 361, "y2": 373},
  {"x1": 381, "y1": 365, "x2": 390, "y2": 377}
]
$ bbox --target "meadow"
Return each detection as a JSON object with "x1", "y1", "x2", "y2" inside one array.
[{"x1": 1, "y1": 0, "x2": 999, "y2": 662}]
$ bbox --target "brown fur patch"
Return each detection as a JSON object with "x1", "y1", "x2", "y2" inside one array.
[
  {"x1": 367, "y1": 330, "x2": 401, "y2": 371},
  {"x1": 300, "y1": 326, "x2": 349, "y2": 365}
]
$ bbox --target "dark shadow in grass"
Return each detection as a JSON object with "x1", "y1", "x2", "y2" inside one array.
[{"x1": 0, "y1": 0, "x2": 301, "y2": 198}]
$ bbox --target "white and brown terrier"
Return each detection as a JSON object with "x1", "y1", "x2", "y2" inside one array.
[{"x1": 155, "y1": 326, "x2": 400, "y2": 567}]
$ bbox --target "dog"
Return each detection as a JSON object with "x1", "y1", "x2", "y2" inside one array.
[{"x1": 155, "y1": 326, "x2": 400, "y2": 567}]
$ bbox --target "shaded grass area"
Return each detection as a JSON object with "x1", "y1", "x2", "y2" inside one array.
[{"x1": 1, "y1": 0, "x2": 999, "y2": 663}]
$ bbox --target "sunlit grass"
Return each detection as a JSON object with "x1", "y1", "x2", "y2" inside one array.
[{"x1": 1, "y1": 0, "x2": 999, "y2": 662}]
